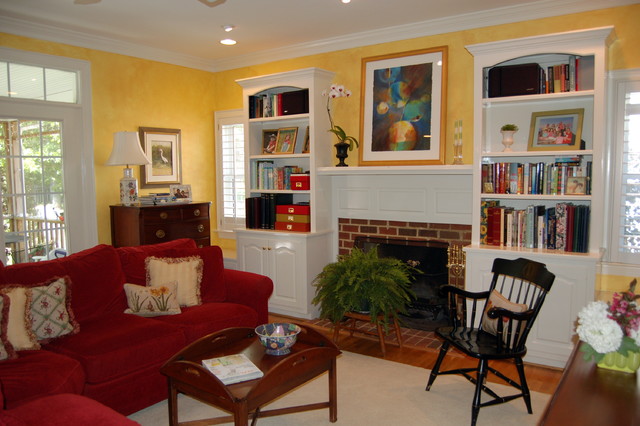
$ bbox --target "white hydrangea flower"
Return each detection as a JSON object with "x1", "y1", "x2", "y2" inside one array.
[
  {"x1": 576, "y1": 302, "x2": 623, "y2": 354},
  {"x1": 631, "y1": 328, "x2": 640, "y2": 347}
]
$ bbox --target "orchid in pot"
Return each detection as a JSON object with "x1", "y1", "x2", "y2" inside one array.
[
  {"x1": 576, "y1": 279, "x2": 640, "y2": 372},
  {"x1": 323, "y1": 84, "x2": 359, "y2": 167}
]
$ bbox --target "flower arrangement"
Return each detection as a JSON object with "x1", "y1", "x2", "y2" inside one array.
[
  {"x1": 500, "y1": 123, "x2": 519, "y2": 132},
  {"x1": 576, "y1": 279, "x2": 640, "y2": 362},
  {"x1": 323, "y1": 84, "x2": 359, "y2": 151}
]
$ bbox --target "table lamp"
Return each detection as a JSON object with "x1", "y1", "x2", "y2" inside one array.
[{"x1": 106, "y1": 131, "x2": 151, "y2": 206}]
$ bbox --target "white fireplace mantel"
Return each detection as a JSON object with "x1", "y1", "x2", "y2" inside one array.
[{"x1": 317, "y1": 165, "x2": 472, "y2": 176}]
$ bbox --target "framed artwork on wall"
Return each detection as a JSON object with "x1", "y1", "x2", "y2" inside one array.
[
  {"x1": 139, "y1": 127, "x2": 181, "y2": 186},
  {"x1": 527, "y1": 108, "x2": 584, "y2": 151},
  {"x1": 359, "y1": 46, "x2": 448, "y2": 166}
]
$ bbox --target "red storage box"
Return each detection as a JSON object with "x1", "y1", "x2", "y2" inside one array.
[
  {"x1": 290, "y1": 174, "x2": 310, "y2": 190},
  {"x1": 275, "y1": 213, "x2": 310, "y2": 223},
  {"x1": 276, "y1": 204, "x2": 311, "y2": 215},
  {"x1": 275, "y1": 222, "x2": 311, "y2": 232}
]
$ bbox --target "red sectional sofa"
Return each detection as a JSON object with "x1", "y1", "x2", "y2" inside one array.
[{"x1": 0, "y1": 238, "x2": 273, "y2": 418}]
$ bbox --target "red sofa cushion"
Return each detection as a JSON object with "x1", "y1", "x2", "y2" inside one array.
[
  {"x1": 0, "y1": 393, "x2": 138, "y2": 426},
  {"x1": 116, "y1": 238, "x2": 197, "y2": 285},
  {"x1": 44, "y1": 313, "x2": 186, "y2": 384},
  {"x1": 153, "y1": 302, "x2": 258, "y2": 342},
  {"x1": 1, "y1": 245, "x2": 127, "y2": 323},
  {"x1": 0, "y1": 350, "x2": 85, "y2": 409}
]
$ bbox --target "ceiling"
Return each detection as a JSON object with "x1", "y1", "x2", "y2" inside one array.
[{"x1": 0, "y1": 0, "x2": 632, "y2": 71}]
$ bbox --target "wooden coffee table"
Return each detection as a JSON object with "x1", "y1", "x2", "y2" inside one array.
[{"x1": 160, "y1": 325, "x2": 341, "y2": 426}]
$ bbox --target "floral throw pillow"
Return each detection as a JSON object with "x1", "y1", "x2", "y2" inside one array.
[
  {"x1": 29, "y1": 277, "x2": 80, "y2": 342},
  {"x1": 0, "y1": 293, "x2": 17, "y2": 361},
  {"x1": 124, "y1": 282, "x2": 181, "y2": 317},
  {"x1": 146, "y1": 256, "x2": 203, "y2": 307},
  {"x1": 481, "y1": 289, "x2": 528, "y2": 346}
]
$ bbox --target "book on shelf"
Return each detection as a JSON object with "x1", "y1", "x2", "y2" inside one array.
[
  {"x1": 254, "y1": 163, "x2": 303, "y2": 191},
  {"x1": 482, "y1": 202, "x2": 589, "y2": 253},
  {"x1": 201, "y1": 353, "x2": 263, "y2": 385},
  {"x1": 245, "y1": 193, "x2": 294, "y2": 230}
]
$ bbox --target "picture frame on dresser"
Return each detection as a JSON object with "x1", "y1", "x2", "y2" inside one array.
[
  {"x1": 139, "y1": 127, "x2": 182, "y2": 186},
  {"x1": 170, "y1": 184, "x2": 192, "y2": 202},
  {"x1": 360, "y1": 46, "x2": 447, "y2": 166},
  {"x1": 527, "y1": 108, "x2": 584, "y2": 151}
]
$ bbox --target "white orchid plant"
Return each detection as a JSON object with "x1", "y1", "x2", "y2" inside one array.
[
  {"x1": 576, "y1": 279, "x2": 640, "y2": 362},
  {"x1": 322, "y1": 84, "x2": 359, "y2": 151}
]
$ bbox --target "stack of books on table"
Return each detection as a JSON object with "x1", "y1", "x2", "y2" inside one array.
[
  {"x1": 138, "y1": 193, "x2": 174, "y2": 205},
  {"x1": 201, "y1": 353, "x2": 263, "y2": 385}
]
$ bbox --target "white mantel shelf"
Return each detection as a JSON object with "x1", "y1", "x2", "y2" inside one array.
[{"x1": 316, "y1": 165, "x2": 472, "y2": 176}]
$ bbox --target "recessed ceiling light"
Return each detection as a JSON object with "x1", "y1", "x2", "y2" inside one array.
[
  {"x1": 341, "y1": 0, "x2": 351, "y2": 3},
  {"x1": 222, "y1": 25, "x2": 235, "y2": 32},
  {"x1": 220, "y1": 38, "x2": 236, "y2": 46}
]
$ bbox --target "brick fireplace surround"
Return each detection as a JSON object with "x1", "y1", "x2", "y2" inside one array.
[{"x1": 337, "y1": 218, "x2": 471, "y2": 288}]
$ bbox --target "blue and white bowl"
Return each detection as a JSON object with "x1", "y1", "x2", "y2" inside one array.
[{"x1": 255, "y1": 323, "x2": 301, "y2": 355}]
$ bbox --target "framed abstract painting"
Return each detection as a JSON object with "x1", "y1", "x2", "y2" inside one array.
[{"x1": 359, "y1": 46, "x2": 448, "y2": 166}]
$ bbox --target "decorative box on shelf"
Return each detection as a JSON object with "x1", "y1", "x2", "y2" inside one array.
[{"x1": 290, "y1": 174, "x2": 310, "y2": 190}]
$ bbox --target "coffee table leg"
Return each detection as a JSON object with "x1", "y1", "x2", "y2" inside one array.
[
  {"x1": 329, "y1": 358, "x2": 338, "y2": 422},
  {"x1": 167, "y1": 380, "x2": 178, "y2": 426},
  {"x1": 234, "y1": 400, "x2": 249, "y2": 426}
]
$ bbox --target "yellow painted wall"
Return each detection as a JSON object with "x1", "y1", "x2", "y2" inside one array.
[{"x1": 0, "y1": 4, "x2": 638, "y2": 262}]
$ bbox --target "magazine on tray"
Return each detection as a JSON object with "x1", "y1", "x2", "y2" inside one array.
[{"x1": 202, "y1": 353, "x2": 263, "y2": 385}]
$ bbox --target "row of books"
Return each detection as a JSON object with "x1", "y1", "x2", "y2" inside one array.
[
  {"x1": 248, "y1": 89, "x2": 309, "y2": 119},
  {"x1": 481, "y1": 159, "x2": 591, "y2": 195},
  {"x1": 481, "y1": 201, "x2": 590, "y2": 253},
  {"x1": 138, "y1": 193, "x2": 175, "y2": 205},
  {"x1": 544, "y1": 55, "x2": 594, "y2": 93},
  {"x1": 253, "y1": 162, "x2": 304, "y2": 190},
  {"x1": 245, "y1": 194, "x2": 294, "y2": 229}
]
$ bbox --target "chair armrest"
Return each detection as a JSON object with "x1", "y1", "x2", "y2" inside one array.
[
  {"x1": 440, "y1": 284, "x2": 490, "y2": 300},
  {"x1": 223, "y1": 269, "x2": 274, "y2": 325},
  {"x1": 486, "y1": 307, "x2": 535, "y2": 321}
]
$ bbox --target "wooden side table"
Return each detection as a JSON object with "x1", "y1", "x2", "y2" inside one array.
[{"x1": 332, "y1": 311, "x2": 403, "y2": 357}]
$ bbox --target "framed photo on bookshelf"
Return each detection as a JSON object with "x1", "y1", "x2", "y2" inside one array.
[
  {"x1": 275, "y1": 127, "x2": 298, "y2": 154},
  {"x1": 359, "y1": 46, "x2": 448, "y2": 166},
  {"x1": 565, "y1": 176, "x2": 587, "y2": 195},
  {"x1": 527, "y1": 108, "x2": 584, "y2": 151},
  {"x1": 302, "y1": 126, "x2": 310, "y2": 153},
  {"x1": 262, "y1": 129, "x2": 278, "y2": 154}
]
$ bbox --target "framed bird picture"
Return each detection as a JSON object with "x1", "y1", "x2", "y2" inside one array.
[{"x1": 139, "y1": 127, "x2": 182, "y2": 187}]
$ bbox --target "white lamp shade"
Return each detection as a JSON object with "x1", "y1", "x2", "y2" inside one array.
[{"x1": 106, "y1": 131, "x2": 151, "y2": 166}]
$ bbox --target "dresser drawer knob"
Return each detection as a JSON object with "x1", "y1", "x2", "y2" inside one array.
[
  {"x1": 193, "y1": 209, "x2": 201, "y2": 217},
  {"x1": 197, "y1": 224, "x2": 205, "y2": 233},
  {"x1": 160, "y1": 212, "x2": 168, "y2": 220},
  {"x1": 155, "y1": 229, "x2": 166, "y2": 239}
]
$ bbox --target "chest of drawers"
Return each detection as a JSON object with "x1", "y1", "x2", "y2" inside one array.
[{"x1": 110, "y1": 202, "x2": 211, "y2": 247}]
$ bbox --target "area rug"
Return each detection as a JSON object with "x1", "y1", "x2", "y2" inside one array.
[{"x1": 129, "y1": 351, "x2": 550, "y2": 426}]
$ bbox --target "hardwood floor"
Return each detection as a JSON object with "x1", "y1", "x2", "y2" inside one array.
[{"x1": 269, "y1": 313, "x2": 564, "y2": 395}]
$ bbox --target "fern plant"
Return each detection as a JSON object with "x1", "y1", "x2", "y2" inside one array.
[{"x1": 312, "y1": 246, "x2": 416, "y2": 332}]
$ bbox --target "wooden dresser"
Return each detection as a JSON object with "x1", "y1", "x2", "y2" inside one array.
[{"x1": 110, "y1": 202, "x2": 211, "y2": 247}]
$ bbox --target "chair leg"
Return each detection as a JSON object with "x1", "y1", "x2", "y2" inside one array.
[
  {"x1": 471, "y1": 359, "x2": 488, "y2": 426},
  {"x1": 515, "y1": 357, "x2": 533, "y2": 414},
  {"x1": 426, "y1": 341, "x2": 450, "y2": 391}
]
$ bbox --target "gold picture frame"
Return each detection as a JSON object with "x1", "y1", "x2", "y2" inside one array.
[
  {"x1": 528, "y1": 109, "x2": 584, "y2": 151},
  {"x1": 139, "y1": 127, "x2": 181, "y2": 187},
  {"x1": 275, "y1": 127, "x2": 298, "y2": 154},
  {"x1": 359, "y1": 46, "x2": 448, "y2": 166}
]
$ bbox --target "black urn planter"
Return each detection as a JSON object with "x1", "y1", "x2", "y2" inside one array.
[{"x1": 334, "y1": 141, "x2": 349, "y2": 167}]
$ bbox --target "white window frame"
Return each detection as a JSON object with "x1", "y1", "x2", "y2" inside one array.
[
  {"x1": 214, "y1": 109, "x2": 245, "y2": 238},
  {"x1": 0, "y1": 47, "x2": 97, "y2": 260},
  {"x1": 603, "y1": 68, "x2": 640, "y2": 276}
]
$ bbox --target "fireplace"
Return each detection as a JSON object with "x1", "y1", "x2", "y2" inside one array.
[{"x1": 354, "y1": 236, "x2": 450, "y2": 331}]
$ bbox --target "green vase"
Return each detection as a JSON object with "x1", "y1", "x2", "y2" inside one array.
[{"x1": 596, "y1": 351, "x2": 640, "y2": 373}]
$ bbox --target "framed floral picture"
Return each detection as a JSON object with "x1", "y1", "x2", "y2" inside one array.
[
  {"x1": 139, "y1": 127, "x2": 181, "y2": 186},
  {"x1": 360, "y1": 46, "x2": 448, "y2": 166},
  {"x1": 527, "y1": 109, "x2": 584, "y2": 151}
]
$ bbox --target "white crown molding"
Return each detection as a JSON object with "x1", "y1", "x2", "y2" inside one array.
[{"x1": 0, "y1": 0, "x2": 635, "y2": 72}]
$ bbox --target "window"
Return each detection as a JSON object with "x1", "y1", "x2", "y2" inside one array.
[
  {"x1": 608, "y1": 70, "x2": 640, "y2": 267},
  {"x1": 0, "y1": 47, "x2": 97, "y2": 264},
  {"x1": 215, "y1": 110, "x2": 245, "y2": 235}
]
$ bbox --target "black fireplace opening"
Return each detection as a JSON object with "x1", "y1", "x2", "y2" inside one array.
[{"x1": 354, "y1": 236, "x2": 450, "y2": 331}]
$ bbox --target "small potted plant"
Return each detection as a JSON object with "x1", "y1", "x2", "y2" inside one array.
[
  {"x1": 323, "y1": 84, "x2": 359, "y2": 167},
  {"x1": 500, "y1": 124, "x2": 519, "y2": 152},
  {"x1": 312, "y1": 246, "x2": 416, "y2": 332}
]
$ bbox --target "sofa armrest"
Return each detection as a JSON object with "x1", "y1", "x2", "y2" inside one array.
[{"x1": 223, "y1": 269, "x2": 273, "y2": 324}]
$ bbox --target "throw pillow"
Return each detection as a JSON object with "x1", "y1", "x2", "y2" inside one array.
[
  {"x1": 146, "y1": 256, "x2": 203, "y2": 307},
  {"x1": 0, "y1": 293, "x2": 17, "y2": 361},
  {"x1": 124, "y1": 282, "x2": 181, "y2": 316},
  {"x1": 0, "y1": 286, "x2": 40, "y2": 351},
  {"x1": 481, "y1": 289, "x2": 528, "y2": 346},
  {"x1": 29, "y1": 277, "x2": 80, "y2": 342}
]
